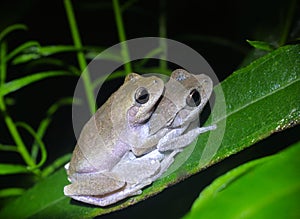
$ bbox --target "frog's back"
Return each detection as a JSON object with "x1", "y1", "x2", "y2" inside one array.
[{"x1": 69, "y1": 98, "x2": 124, "y2": 174}]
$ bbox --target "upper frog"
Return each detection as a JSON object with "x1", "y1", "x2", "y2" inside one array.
[
  {"x1": 143, "y1": 69, "x2": 216, "y2": 176},
  {"x1": 128, "y1": 69, "x2": 214, "y2": 156}
]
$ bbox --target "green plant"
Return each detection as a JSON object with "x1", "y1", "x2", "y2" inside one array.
[
  {"x1": 0, "y1": 0, "x2": 169, "y2": 200},
  {"x1": 183, "y1": 141, "x2": 300, "y2": 219},
  {"x1": 0, "y1": 24, "x2": 75, "y2": 197}
]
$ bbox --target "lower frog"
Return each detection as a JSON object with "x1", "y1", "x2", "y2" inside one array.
[
  {"x1": 64, "y1": 69, "x2": 216, "y2": 206},
  {"x1": 64, "y1": 73, "x2": 166, "y2": 206}
]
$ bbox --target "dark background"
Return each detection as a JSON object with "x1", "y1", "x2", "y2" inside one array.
[{"x1": 0, "y1": 0, "x2": 299, "y2": 218}]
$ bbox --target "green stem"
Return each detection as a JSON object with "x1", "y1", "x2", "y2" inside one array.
[
  {"x1": 0, "y1": 144, "x2": 18, "y2": 152},
  {"x1": 0, "y1": 42, "x2": 7, "y2": 85},
  {"x1": 159, "y1": 0, "x2": 167, "y2": 71},
  {"x1": 64, "y1": 0, "x2": 96, "y2": 114},
  {"x1": 0, "y1": 42, "x2": 36, "y2": 170},
  {"x1": 0, "y1": 97, "x2": 36, "y2": 169},
  {"x1": 279, "y1": 0, "x2": 296, "y2": 46},
  {"x1": 112, "y1": 0, "x2": 132, "y2": 74}
]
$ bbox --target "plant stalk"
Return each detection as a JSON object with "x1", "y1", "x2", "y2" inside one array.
[
  {"x1": 0, "y1": 42, "x2": 7, "y2": 85},
  {"x1": 64, "y1": 0, "x2": 96, "y2": 114},
  {"x1": 0, "y1": 42, "x2": 36, "y2": 169},
  {"x1": 112, "y1": 0, "x2": 132, "y2": 74},
  {"x1": 279, "y1": 0, "x2": 296, "y2": 46},
  {"x1": 159, "y1": 0, "x2": 167, "y2": 71}
]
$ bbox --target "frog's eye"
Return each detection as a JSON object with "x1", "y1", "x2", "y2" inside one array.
[
  {"x1": 186, "y1": 89, "x2": 201, "y2": 107},
  {"x1": 135, "y1": 87, "x2": 150, "y2": 104}
]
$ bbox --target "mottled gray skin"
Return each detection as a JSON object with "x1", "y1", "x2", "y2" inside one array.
[
  {"x1": 145, "y1": 69, "x2": 217, "y2": 180},
  {"x1": 64, "y1": 70, "x2": 216, "y2": 206},
  {"x1": 64, "y1": 73, "x2": 165, "y2": 206}
]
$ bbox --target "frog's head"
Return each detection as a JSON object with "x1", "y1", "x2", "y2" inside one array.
[
  {"x1": 112, "y1": 73, "x2": 164, "y2": 126},
  {"x1": 128, "y1": 74, "x2": 164, "y2": 125},
  {"x1": 149, "y1": 69, "x2": 213, "y2": 134}
]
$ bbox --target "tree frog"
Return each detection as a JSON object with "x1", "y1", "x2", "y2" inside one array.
[
  {"x1": 64, "y1": 73, "x2": 165, "y2": 206},
  {"x1": 149, "y1": 69, "x2": 216, "y2": 151},
  {"x1": 64, "y1": 69, "x2": 216, "y2": 206},
  {"x1": 146, "y1": 69, "x2": 217, "y2": 179}
]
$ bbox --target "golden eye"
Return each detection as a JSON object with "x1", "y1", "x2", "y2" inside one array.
[
  {"x1": 186, "y1": 89, "x2": 201, "y2": 107},
  {"x1": 135, "y1": 87, "x2": 150, "y2": 104}
]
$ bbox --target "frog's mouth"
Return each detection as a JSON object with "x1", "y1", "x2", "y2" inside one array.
[
  {"x1": 148, "y1": 94, "x2": 164, "y2": 117},
  {"x1": 148, "y1": 96, "x2": 179, "y2": 135}
]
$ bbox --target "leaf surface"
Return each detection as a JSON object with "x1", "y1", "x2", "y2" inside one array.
[
  {"x1": 0, "y1": 71, "x2": 72, "y2": 96},
  {"x1": 0, "y1": 164, "x2": 28, "y2": 175},
  {"x1": 183, "y1": 141, "x2": 300, "y2": 219}
]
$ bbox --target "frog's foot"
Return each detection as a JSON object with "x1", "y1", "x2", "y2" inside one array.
[
  {"x1": 69, "y1": 155, "x2": 160, "y2": 206},
  {"x1": 151, "y1": 149, "x2": 182, "y2": 181},
  {"x1": 69, "y1": 179, "x2": 152, "y2": 207},
  {"x1": 157, "y1": 124, "x2": 217, "y2": 152}
]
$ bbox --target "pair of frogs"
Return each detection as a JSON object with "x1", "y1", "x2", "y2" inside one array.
[{"x1": 64, "y1": 69, "x2": 216, "y2": 206}]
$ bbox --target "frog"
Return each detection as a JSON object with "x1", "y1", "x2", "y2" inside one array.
[
  {"x1": 64, "y1": 73, "x2": 166, "y2": 206},
  {"x1": 146, "y1": 69, "x2": 217, "y2": 179},
  {"x1": 150, "y1": 69, "x2": 216, "y2": 149},
  {"x1": 64, "y1": 69, "x2": 216, "y2": 206}
]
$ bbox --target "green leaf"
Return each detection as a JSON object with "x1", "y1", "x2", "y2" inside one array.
[
  {"x1": 11, "y1": 45, "x2": 80, "y2": 65},
  {"x1": 183, "y1": 141, "x2": 300, "y2": 219},
  {"x1": 31, "y1": 98, "x2": 76, "y2": 161},
  {"x1": 0, "y1": 24, "x2": 27, "y2": 43},
  {"x1": 15, "y1": 122, "x2": 47, "y2": 170},
  {"x1": 246, "y1": 39, "x2": 276, "y2": 51},
  {"x1": 41, "y1": 153, "x2": 72, "y2": 178},
  {"x1": 4, "y1": 97, "x2": 16, "y2": 106},
  {"x1": 37, "y1": 45, "x2": 79, "y2": 56},
  {"x1": 0, "y1": 188, "x2": 25, "y2": 198},
  {"x1": 6, "y1": 41, "x2": 40, "y2": 62},
  {"x1": 0, "y1": 71, "x2": 72, "y2": 96},
  {"x1": 0, "y1": 44, "x2": 299, "y2": 218},
  {"x1": 20, "y1": 57, "x2": 81, "y2": 76},
  {"x1": 91, "y1": 69, "x2": 127, "y2": 89},
  {"x1": 85, "y1": 48, "x2": 122, "y2": 62},
  {"x1": 11, "y1": 53, "x2": 42, "y2": 65},
  {"x1": 0, "y1": 144, "x2": 18, "y2": 152},
  {"x1": 0, "y1": 164, "x2": 28, "y2": 175}
]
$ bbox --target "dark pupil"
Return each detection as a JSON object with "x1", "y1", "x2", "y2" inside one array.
[
  {"x1": 136, "y1": 88, "x2": 149, "y2": 104},
  {"x1": 186, "y1": 89, "x2": 201, "y2": 107}
]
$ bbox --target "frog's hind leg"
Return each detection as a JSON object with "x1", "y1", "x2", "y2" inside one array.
[
  {"x1": 69, "y1": 179, "x2": 152, "y2": 207},
  {"x1": 64, "y1": 171, "x2": 125, "y2": 197}
]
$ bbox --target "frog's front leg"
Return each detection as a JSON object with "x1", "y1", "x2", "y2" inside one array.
[
  {"x1": 149, "y1": 149, "x2": 182, "y2": 181},
  {"x1": 111, "y1": 151, "x2": 161, "y2": 184},
  {"x1": 157, "y1": 124, "x2": 217, "y2": 152}
]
